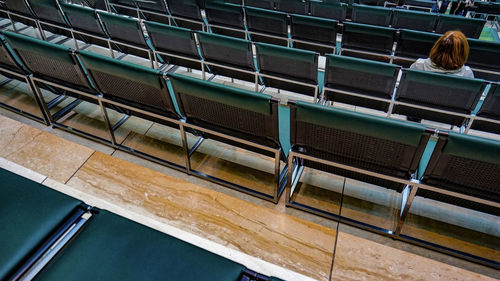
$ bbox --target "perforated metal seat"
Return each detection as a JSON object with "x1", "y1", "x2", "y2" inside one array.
[
  {"x1": 59, "y1": 3, "x2": 109, "y2": 48},
  {"x1": 78, "y1": 50, "x2": 180, "y2": 124},
  {"x1": 97, "y1": 11, "x2": 152, "y2": 59},
  {"x1": 471, "y1": 83, "x2": 500, "y2": 134},
  {"x1": 245, "y1": 0, "x2": 275, "y2": 9},
  {"x1": 205, "y1": 2, "x2": 246, "y2": 39},
  {"x1": 197, "y1": 32, "x2": 257, "y2": 83},
  {"x1": 393, "y1": 29, "x2": 441, "y2": 68},
  {"x1": 290, "y1": 14, "x2": 337, "y2": 55},
  {"x1": 166, "y1": 0, "x2": 204, "y2": 30},
  {"x1": 310, "y1": 0, "x2": 347, "y2": 21},
  {"x1": 145, "y1": 21, "x2": 202, "y2": 70},
  {"x1": 351, "y1": 4, "x2": 393, "y2": 27},
  {"x1": 435, "y1": 14, "x2": 486, "y2": 39},
  {"x1": 256, "y1": 42, "x2": 319, "y2": 98},
  {"x1": 3, "y1": 0, "x2": 38, "y2": 27},
  {"x1": 341, "y1": 22, "x2": 396, "y2": 62},
  {"x1": 275, "y1": 0, "x2": 308, "y2": 14},
  {"x1": 289, "y1": 101, "x2": 431, "y2": 191},
  {"x1": 394, "y1": 69, "x2": 486, "y2": 126},
  {"x1": 467, "y1": 39, "x2": 500, "y2": 82},
  {"x1": 323, "y1": 55, "x2": 400, "y2": 111},
  {"x1": 27, "y1": 0, "x2": 72, "y2": 37},
  {"x1": 419, "y1": 132, "x2": 500, "y2": 215},
  {"x1": 245, "y1": 6, "x2": 288, "y2": 46},
  {"x1": 391, "y1": 9, "x2": 438, "y2": 32}
]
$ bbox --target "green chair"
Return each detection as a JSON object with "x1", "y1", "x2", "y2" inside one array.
[
  {"x1": 60, "y1": 2, "x2": 109, "y2": 48},
  {"x1": 205, "y1": 2, "x2": 246, "y2": 39},
  {"x1": 393, "y1": 29, "x2": 441, "y2": 67},
  {"x1": 169, "y1": 73, "x2": 286, "y2": 202},
  {"x1": 419, "y1": 132, "x2": 500, "y2": 215},
  {"x1": 467, "y1": 38, "x2": 500, "y2": 82},
  {"x1": 341, "y1": 22, "x2": 396, "y2": 62},
  {"x1": 255, "y1": 42, "x2": 320, "y2": 99},
  {"x1": 394, "y1": 69, "x2": 486, "y2": 126},
  {"x1": 290, "y1": 14, "x2": 337, "y2": 55},
  {"x1": 351, "y1": 4, "x2": 393, "y2": 26},
  {"x1": 391, "y1": 9, "x2": 438, "y2": 32},
  {"x1": 471, "y1": 83, "x2": 500, "y2": 134},
  {"x1": 245, "y1": 6, "x2": 289, "y2": 46},
  {"x1": 323, "y1": 55, "x2": 400, "y2": 111},
  {"x1": 435, "y1": 14, "x2": 486, "y2": 39},
  {"x1": 310, "y1": 1, "x2": 347, "y2": 21}
]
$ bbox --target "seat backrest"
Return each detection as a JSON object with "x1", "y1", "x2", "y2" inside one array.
[
  {"x1": 60, "y1": 2, "x2": 106, "y2": 36},
  {"x1": 435, "y1": 15, "x2": 486, "y2": 39},
  {"x1": 290, "y1": 14, "x2": 337, "y2": 45},
  {"x1": 395, "y1": 69, "x2": 486, "y2": 125},
  {"x1": 351, "y1": 4, "x2": 393, "y2": 26},
  {"x1": 467, "y1": 38, "x2": 500, "y2": 72},
  {"x1": 289, "y1": 100, "x2": 429, "y2": 190},
  {"x1": 3, "y1": 31, "x2": 93, "y2": 93},
  {"x1": 78, "y1": 50, "x2": 179, "y2": 119},
  {"x1": 422, "y1": 132, "x2": 500, "y2": 204},
  {"x1": 197, "y1": 31, "x2": 254, "y2": 70},
  {"x1": 391, "y1": 9, "x2": 437, "y2": 32},
  {"x1": 476, "y1": 83, "x2": 500, "y2": 120},
  {"x1": 275, "y1": 0, "x2": 308, "y2": 14},
  {"x1": 4, "y1": 0, "x2": 33, "y2": 17},
  {"x1": 27, "y1": 0, "x2": 68, "y2": 25},
  {"x1": 0, "y1": 36, "x2": 27, "y2": 74},
  {"x1": 145, "y1": 21, "x2": 199, "y2": 58},
  {"x1": 97, "y1": 11, "x2": 148, "y2": 47},
  {"x1": 324, "y1": 55, "x2": 400, "y2": 111},
  {"x1": 165, "y1": 0, "x2": 202, "y2": 20},
  {"x1": 136, "y1": 0, "x2": 168, "y2": 13},
  {"x1": 245, "y1": 6, "x2": 287, "y2": 36},
  {"x1": 394, "y1": 29, "x2": 441, "y2": 60},
  {"x1": 255, "y1": 42, "x2": 318, "y2": 84},
  {"x1": 341, "y1": 22, "x2": 396, "y2": 54},
  {"x1": 205, "y1": 2, "x2": 244, "y2": 28},
  {"x1": 169, "y1": 73, "x2": 281, "y2": 150},
  {"x1": 310, "y1": 1, "x2": 347, "y2": 21}
]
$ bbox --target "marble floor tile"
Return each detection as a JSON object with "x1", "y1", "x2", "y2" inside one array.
[
  {"x1": 0, "y1": 115, "x2": 94, "y2": 182},
  {"x1": 330, "y1": 232, "x2": 499, "y2": 281},
  {"x1": 67, "y1": 152, "x2": 337, "y2": 281}
]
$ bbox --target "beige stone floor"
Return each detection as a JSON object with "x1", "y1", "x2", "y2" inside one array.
[{"x1": 1, "y1": 108, "x2": 499, "y2": 280}]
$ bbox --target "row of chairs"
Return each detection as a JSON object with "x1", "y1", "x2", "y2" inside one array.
[
  {"x1": 0, "y1": 168, "x2": 281, "y2": 281},
  {"x1": 0, "y1": 30, "x2": 498, "y2": 267},
  {"x1": 4, "y1": 1, "x2": 499, "y2": 84}
]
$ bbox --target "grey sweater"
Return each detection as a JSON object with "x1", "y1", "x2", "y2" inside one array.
[{"x1": 410, "y1": 58, "x2": 475, "y2": 78}]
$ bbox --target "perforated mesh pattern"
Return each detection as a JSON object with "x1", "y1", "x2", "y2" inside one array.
[
  {"x1": 182, "y1": 94, "x2": 279, "y2": 147},
  {"x1": 295, "y1": 121, "x2": 419, "y2": 190},
  {"x1": 18, "y1": 50, "x2": 89, "y2": 90},
  {"x1": 92, "y1": 70, "x2": 173, "y2": 115},
  {"x1": 392, "y1": 16, "x2": 435, "y2": 32},
  {"x1": 0, "y1": 45, "x2": 21, "y2": 71},
  {"x1": 342, "y1": 32, "x2": 394, "y2": 54}
]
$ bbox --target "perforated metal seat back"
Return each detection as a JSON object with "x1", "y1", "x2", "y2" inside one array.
[
  {"x1": 245, "y1": 0, "x2": 274, "y2": 9},
  {"x1": 394, "y1": 70, "x2": 486, "y2": 126},
  {"x1": 205, "y1": 2, "x2": 244, "y2": 28},
  {"x1": 290, "y1": 14, "x2": 337, "y2": 44},
  {"x1": 290, "y1": 101, "x2": 428, "y2": 190},
  {"x1": 27, "y1": 0, "x2": 68, "y2": 25},
  {"x1": 169, "y1": 73, "x2": 282, "y2": 150},
  {"x1": 79, "y1": 50, "x2": 178, "y2": 119},
  {"x1": 60, "y1": 3, "x2": 106, "y2": 36},
  {"x1": 136, "y1": 0, "x2": 168, "y2": 12},
  {"x1": 4, "y1": 0, "x2": 32, "y2": 16},
  {"x1": 467, "y1": 39, "x2": 500, "y2": 72},
  {"x1": 324, "y1": 55, "x2": 399, "y2": 111},
  {"x1": 394, "y1": 29, "x2": 440, "y2": 59},
  {"x1": 310, "y1": 2, "x2": 347, "y2": 21},
  {"x1": 166, "y1": 0, "x2": 202, "y2": 20},
  {"x1": 0, "y1": 39, "x2": 25, "y2": 74},
  {"x1": 351, "y1": 5, "x2": 393, "y2": 27},
  {"x1": 435, "y1": 15, "x2": 486, "y2": 39},
  {"x1": 422, "y1": 132, "x2": 500, "y2": 212},
  {"x1": 392, "y1": 9, "x2": 437, "y2": 32},
  {"x1": 98, "y1": 12, "x2": 147, "y2": 47},
  {"x1": 197, "y1": 32, "x2": 253, "y2": 68},
  {"x1": 245, "y1": 7, "x2": 287, "y2": 36},
  {"x1": 471, "y1": 84, "x2": 500, "y2": 134},
  {"x1": 3, "y1": 31, "x2": 92, "y2": 93},
  {"x1": 275, "y1": 0, "x2": 308, "y2": 14},
  {"x1": 342, "y1": 22, "x2": 396, "y2": 55},
  {"x1": 145, "y1": 21, "x2": 199, "y2": 58}
]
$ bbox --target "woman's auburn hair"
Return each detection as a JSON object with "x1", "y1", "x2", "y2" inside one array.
[{"x1": 429, "y1": 30, "x2": 469, "y2": 71}]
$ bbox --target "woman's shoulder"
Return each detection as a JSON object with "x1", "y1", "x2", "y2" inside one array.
[
  {"x1": 460, "y1": 65, "x2": 475, "y2": 78},
  {"x1": 410, "y1": 58, "x2": 429, "y2": 70}
]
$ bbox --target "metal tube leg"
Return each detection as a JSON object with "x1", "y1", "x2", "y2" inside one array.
[
  {"x1": 98, "y1": 99, "x2": 117, "y2": 146},
  {"x1": 27, "y1": 76, "x2": 51, "y2": 126},
  {"x1": 254, "y1": 74, "x2": 259, "y2": 92},
  {"x1": 395, "y1": 184, "x2": 418, "y2": 235},
  {"x1": 180, "y1": 124, "x2": 191, "y2": 173},
  {"x1": 273, "y1": 150, "x2": 281, "y2": 203},
  {"x1": 285, "y1": 152, "x2": 295, "y2": 204}
]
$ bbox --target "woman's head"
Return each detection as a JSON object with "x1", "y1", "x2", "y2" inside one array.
[{"x1": 429, "y1": 31, "x2": 469, "y2": 70}]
